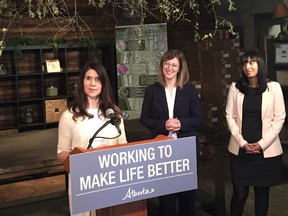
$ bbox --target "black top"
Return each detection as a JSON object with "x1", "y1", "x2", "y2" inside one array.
[{"x1": 242, "y1": 88, "x2": 262, "y2": 143}]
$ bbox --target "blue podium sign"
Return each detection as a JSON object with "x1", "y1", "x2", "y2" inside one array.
[{"x1": 70, "y1": 136, "x2": 197, "y2": 214}]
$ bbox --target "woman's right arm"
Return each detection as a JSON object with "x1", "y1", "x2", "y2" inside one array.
[
  {"x1": 226, "y1": 83, "x2": 247, "y2": 148},
  {"x1": 57, "y1": 109, "x2": 73, "y2": 164},
  {"x1": 57, "y1": 151, "x2": 70, "y2": 163}
]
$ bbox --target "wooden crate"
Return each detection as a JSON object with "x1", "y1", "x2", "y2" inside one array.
[{"x1": 45, "y1": 99, "x2": 67, "y2": 123}]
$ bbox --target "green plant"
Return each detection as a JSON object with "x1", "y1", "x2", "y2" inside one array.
[{"x1": 4, "y1": 37, "x2": 66, "y2": 57}]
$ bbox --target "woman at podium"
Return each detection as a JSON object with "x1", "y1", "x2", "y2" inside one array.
[
  {"x1": 140, "y1": 49, "x2": 203, "y2": 216},
  {"x1": 57, "y1": 61, "x2": 127, "y2": 216}
]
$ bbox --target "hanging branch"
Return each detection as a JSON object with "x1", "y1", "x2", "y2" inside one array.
[
  {"x1": 52, "y1": 0, "x2": 95, "y2": 46},
  {"x1": 0, "y1": 0, "x2": 237, "y2": 55},
  {"x1": 90, "y1": 0, "x2": 236, "y2": 41}
]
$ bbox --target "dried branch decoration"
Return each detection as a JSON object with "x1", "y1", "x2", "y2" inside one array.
[
  {"x1": 89, "y1": 0, "x2": 236, "y2": 41},
  {"x1": 0, "y1": 0, "x2": 236, "y2": 55}
]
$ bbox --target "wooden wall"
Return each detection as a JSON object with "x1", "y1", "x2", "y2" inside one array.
[
  {"x1": 1, "y1": 0, "x2": 215, "y2": 82},
  {"x1": 2, "y1": 1, "x2": 241, "y2": 131},
  {"x1": 2, "y1": 1, "x2": 117, "y2": 42},
  {"x1": 2, "y1": 0, "x2": 214, "y2": 43}
]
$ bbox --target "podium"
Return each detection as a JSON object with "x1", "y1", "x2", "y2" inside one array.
[{"x1": 63, "y1": 135, "x2": 171, "y2": 216}]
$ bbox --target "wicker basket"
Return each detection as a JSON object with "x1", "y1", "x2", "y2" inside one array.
[{"x1": 45, "y1": 99, "x2": 67, "y2": 123}]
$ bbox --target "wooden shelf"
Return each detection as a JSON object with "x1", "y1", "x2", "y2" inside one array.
[
  {"x1": 267, "y1": 39, "x2": 288, "y2": 125},
  {"x1": 0, "y1": 43, "x2": 116, "y2": 132}
]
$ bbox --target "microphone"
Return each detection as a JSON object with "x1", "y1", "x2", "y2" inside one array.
[{"x1": 106, "y1": 108, "x2": 121, "y2": 134}]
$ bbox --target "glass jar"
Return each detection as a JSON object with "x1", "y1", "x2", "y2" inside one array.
[
  {"x1": 70, "y1": 80, "x2": 78, "y2": 95},
  {"x1": 0, "y1": 63, "x2": 8, "y2": 75},
  {"x1": 46, "y1": 81, "x2": 58, "y2": 97},
  {"x1": 23, "y1": 107, "x2": 34, "y2": 124}
]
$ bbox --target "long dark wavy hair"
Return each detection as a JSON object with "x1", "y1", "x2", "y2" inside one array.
[
  {"x1": 70, "y1": 61, "x2": 120, "y2": 121},
  {"x1": 236, "y1": 50, "x2": 269, "y2": 95}
]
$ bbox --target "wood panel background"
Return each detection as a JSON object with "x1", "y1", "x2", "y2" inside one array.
[
  {"x1": 1, "y1": 0, "x2": 216, "y2": 82},
  {"x1": 2, "y1": 1, "x2": 117, "y2": 42},
  {"x1": 1, "y1": 0, "x2": 214, "y2": 43}
]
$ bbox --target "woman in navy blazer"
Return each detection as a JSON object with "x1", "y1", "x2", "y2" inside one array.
[
  {"x1": 226, "y1": 50, "x2": 286, "y2": 216},
  {"x1": 140, "y1": 49, "x2": 203, "y2": 216}
]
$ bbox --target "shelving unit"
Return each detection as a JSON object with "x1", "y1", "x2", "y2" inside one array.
[
  {"x1": 0, "y1": 43, "x2": 116, "y2": 132},
  {"x1": 266, "y1": 38, "x2": 288, "y2": 125}
]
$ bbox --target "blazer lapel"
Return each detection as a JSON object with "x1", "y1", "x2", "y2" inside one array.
[
  {"x1": 174, "y1": 87, "x2": 180, "y2": 115},
  {"x1": 157, "y1": 86, "x2": 169, "y2": 116},
  {"x1": 237, "y1": 92, "x2": 245, "y2": 122},
  {"x1": 261, "y1": 89, "x2": 269, "y2": 119}
]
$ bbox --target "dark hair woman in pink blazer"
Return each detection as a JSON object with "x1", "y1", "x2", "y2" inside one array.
[{"x1": 226, "y1": 50, "x2": 286, "y2": 216}]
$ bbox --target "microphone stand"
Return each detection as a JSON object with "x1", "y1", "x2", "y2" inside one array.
[{"x1": 87, "y1": 120, "x2": 111, "y2": 149}]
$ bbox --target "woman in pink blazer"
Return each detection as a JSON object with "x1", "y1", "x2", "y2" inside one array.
[{"x1": 226, "y1": 50, "x2": 286, "y2": 216}]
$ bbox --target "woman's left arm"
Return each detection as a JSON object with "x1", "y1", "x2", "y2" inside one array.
[{"x1": 259, "y1": 82, "x2": 286, "y2": 150}]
